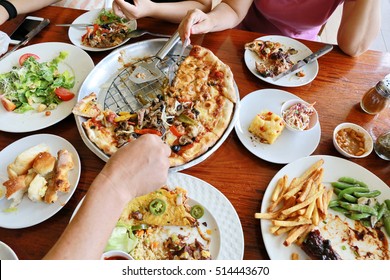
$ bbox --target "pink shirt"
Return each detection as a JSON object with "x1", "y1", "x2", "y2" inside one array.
[{"x1": 238, "y1": 0, "x2": 345, "y2": 41}]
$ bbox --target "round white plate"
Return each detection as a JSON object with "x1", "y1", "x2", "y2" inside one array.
[
  {"x1": 0, "y1": 241, "x2": 18, "y2": 260},
  {"x1": 0, "y1": 42, "x2": 94, "y2": 133},
  {"x1": 260, "y1": 155, "x2": 390, "y2": 260},
  {"x1": 68, "y1": 9, "x2": 136, "y2": 52},
  {"x1": 71, "y1": 172, "x2": 244, "y2": 260},
  {"x1": 0, "y1": 134, "x2": 81, "y2": 229},
  {"x1": 244, "y1": 35, "x2": 319, "y2": 87},
  {"x1": 235, "y1": 89, "x2": 321, "y2": 164}
]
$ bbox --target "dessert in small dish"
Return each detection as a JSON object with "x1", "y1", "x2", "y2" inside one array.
[
  {"x1": 281, "y1": 99, "x2": 318, "y2": 132},
  {"x1": 333, "y1": 122, "x2": 373, "y2": 158}
]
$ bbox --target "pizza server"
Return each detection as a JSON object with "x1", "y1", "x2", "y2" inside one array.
[{"x1": 273, "y1": 44, "x2": 333, "y2": 81}]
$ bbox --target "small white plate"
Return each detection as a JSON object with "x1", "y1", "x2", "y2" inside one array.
[
  {"x1": 235, "y1": 89, "x2": 321, "y2": 164},
  {"x1": 68, "y1": 9, "x2": 136, "y2": 52},
  {"x1": 244, "y1": 35, "x2": 319, "y2": 87},
  {"x1": 0, "y1": 42, "x2": 94, "y2": 133},
  {"x1": 0, "y1": 134, "x2": 81, "y2": 229},
  {"x1": 0, "y1": 241, "x2": 18, "y2": 260}
]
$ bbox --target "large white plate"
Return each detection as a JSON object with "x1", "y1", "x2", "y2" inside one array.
[
  {"x1": 244, "y1": 35, "x2": 319, "y2": 87},
  {"x1": 0, "y1": 241, "x2": 18, "y2": 260},
  {"x1": 0, "y1": 42, "x2": 94, "y2": 133},
  {"x1": 261, "y1": 155, "x2": 390, "y2": 260},
  {"x1": 68, "y1": 9, "x2": 136, "y2": 52},
  {"x1": 235, "y1": 89, "x2": 321, "y2": 164},
  {"x1": 0, "y1": 134, "x2": 81, "y2": 229},
  {"x1": 71, "y1": 172, "x2": 244, "y2": 260}
]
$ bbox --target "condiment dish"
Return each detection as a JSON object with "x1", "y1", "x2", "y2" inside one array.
[
  {"x1": 280, "y1": 99, "x2": 318, "y2": 132},
  {"x1": 101, "y1": 250, "x2": 133, "y2": 260},
  {"x1": 333, "y1": 122, "x2": 373, "y2": 158}
]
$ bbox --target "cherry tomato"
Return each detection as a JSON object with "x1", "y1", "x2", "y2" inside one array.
[
  {"x1": 54, "y1": 87, "x2": 75, "y2": 101},
  {"x1": 19, "y1": 53, "x2": 40, "y2": 66}
]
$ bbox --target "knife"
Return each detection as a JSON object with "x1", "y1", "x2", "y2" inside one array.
[
  {"x1": 0, "y1": 18, "x2": 50, "y2": 62},
  {"x1": 273, "y1": 44, "x2": 333, "y2": 81}
]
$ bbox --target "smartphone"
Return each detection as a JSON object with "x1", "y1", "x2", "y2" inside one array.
[{"x1": 9, "y1": 16, "x2": 46, "y2": 45}]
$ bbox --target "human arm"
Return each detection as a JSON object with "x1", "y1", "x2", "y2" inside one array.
[
  {"x1": 43, "y1": 134, "x2": 171, "y2": 259},
  {"x1": 178, "y1": 0, "x2": 252, "y2": 42},
  {"x1": 112, "y1": 0, "x2": 212, "y2": 23},
  {"x1": 0, "y1": 0, "x2": 60, "y2": 25},
  {"x1": 337, "y1": 0, "x2": 381, "y2": 57}
]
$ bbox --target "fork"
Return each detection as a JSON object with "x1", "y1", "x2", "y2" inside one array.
[
  {"x1": 126, "y1": 29, "x2": 171, "y2": 39},
  {"x1": 168, "y1": 38, "x2": 189, "y2": 85}
]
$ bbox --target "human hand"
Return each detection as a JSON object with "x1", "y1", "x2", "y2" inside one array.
[
  {"x1": 100, "y1": 134, "x2": 171, "y2": 199},
  {"x1": 178, "y1": 8, "x2": 213, "y2": 44},
  {"x1": 112, "y1": 0, "x2": 153, "y2": 20}
]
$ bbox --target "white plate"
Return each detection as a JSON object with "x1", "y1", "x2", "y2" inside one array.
[
  {"x1": 261, "y1": 155, "x2": 390, "y2": 260},
  {"x1": 244, "y1": 35, "x2": 319, "y2": 87},
  {"x1": 71, "y1": 172, "x2": 244, "y2": 260},
  {"x1": 0, "y1": 134, "x2": 81, "y2": 229},
  {"x1": 0, "y1": 241, "x2": 18, "y2": 260},
  {"x1": 68, "y1": 9, "x2": 136, "y2": 52},
  {"x1": 0, "y1": 42, "x2": 94, "y2": 133},
  {"x1": 235, "y1": 89, "x2": 321, "y2": 164}
]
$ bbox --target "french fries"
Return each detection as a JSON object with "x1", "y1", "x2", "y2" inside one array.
[{"x1": 255, "y1": 159, "x2": 330, "y2": 247}]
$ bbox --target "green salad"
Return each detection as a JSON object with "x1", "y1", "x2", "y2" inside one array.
[
  {"x1": 0, "y1": 51, "x2": 75, "y2": 113},
  {"x1": 94, "y1": 9, "x2": 128, "y2": 25}
]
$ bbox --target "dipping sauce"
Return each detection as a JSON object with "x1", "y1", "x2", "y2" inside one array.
[
  {"x1": 104, "y1": 256, "x2": 129, "y2": 260},
  {"x1": 374, "y1": 131, "x2": 390, "y2": 160},
  {"x1": 336, "y1": 128, "x2": 366, "y2": 156}
]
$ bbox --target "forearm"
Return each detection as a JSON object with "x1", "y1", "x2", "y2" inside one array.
[
  {"x1": 1, "y1": 0, "x2": 59, "y2": 25},
  {"x1": 337, "y1": 0, "x2": 381, "y2": 57},
  {"x1": 43, "y1": 173, "x2": 128, "y2": 259},
  {"x1": 149, "y1": 1, "x2": 212, "y2": 23}
]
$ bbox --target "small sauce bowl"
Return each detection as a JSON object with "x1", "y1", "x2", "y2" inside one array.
[
  {"x1": 101, "y1": 250, "x2": 133, "y2": 260},
  {"x1": 333, "y1": 122, "x2": 373, "y2": 158},
  {"x1": 280, "y1": 99, "x2": 318, "y2": 133}
]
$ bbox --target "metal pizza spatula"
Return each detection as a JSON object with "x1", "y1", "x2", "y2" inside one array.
[{"x1": 129, "y1": 30, "x2": 180, "y2": 84}]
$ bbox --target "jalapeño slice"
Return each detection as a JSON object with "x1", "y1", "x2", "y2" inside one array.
[
  {"x1": 190, "y1": 205, "x2": 204, "y2": 219},
  {"x1": 149, "y1": 198, "x2": 167, "y2": 216}
]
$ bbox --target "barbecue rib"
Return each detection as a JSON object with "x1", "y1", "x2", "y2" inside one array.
[{"x1": 301, "y1": 229, "x2": 342, "y2": 260}]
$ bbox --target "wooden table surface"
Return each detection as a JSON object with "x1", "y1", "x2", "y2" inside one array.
[{"x1": 1, "y1": 6, "x2": 389, "y2": 260}]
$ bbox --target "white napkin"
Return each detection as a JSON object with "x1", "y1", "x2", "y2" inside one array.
[{"x1": 0, "y1": 31, "x2": 11, "y2": 55}]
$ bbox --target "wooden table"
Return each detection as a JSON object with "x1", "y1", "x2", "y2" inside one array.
[{"x1": 1, "y1": 6, "x2": 389, "y2": 260}]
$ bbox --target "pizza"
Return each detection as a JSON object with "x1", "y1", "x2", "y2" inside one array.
[
  {"x1": 73, "y1": 45, "x2": 236, "y2": 167},
  {"x1": 245, "y1": 39, "x2": 298, "y2": 78}
]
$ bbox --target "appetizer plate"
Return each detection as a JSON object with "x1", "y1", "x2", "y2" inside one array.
[
  {"x1": 0, "y1": 241, "x2": 18, "y2": 260},
  {"x1": 0, "y1": 42, "x2": 94, "y2": 133},
  {"x1": 244, "y1": 35, "x2": 319, "y2": 87},
  {"x1": 261, "y1": 155, "x2": 390, "y2": 260},
  {"x1": 68, "y1": 9, "x2": 136, "y2": 52},
  {"x1": 235, "y1": 89, "x2": 320, "y2": 164},
  {"x1": 74, "y1": 38, "x2": 240, "y2": 172},
  {"x1": 71, "y1": 172, "x2": 244, "y2": 260},
  {"x1": 0, "y1": 134, "x2": 81, "y2": 229}
]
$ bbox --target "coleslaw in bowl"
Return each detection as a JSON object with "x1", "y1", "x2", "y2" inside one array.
[{"x1": 281, "y1": 99, "x2": 318, "y2": 132}]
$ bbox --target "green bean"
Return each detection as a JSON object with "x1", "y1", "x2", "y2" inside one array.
[
  {"x1": 377, "y1": 203, "x2": 387, "y2": 221},
  {"x1": 331, "y1": 181, "x2": 359, "y2": 189},
  {"x1": 333, "y1": 188, "x2": 342, "y2": 195},
  {"x1": 328, "y1": 200, "x2": 340, "y2": 208},
  {"x1": 330, "y1": 206, "x2": 349, "y2": 214},
  {"x1": 361, "y1": 220, "x2": 372, "y2": 227},
  {"x1": 338, "y1": 177, "x2": 368, "y2": 188},
  {"x1": 338, "y1": 187, "x2": 369, "y2": 199},
  {"x1": 353, "y1": 190, "x2": 381, "y2": 198},
  {"x1": 342, "y1": 193, "x2": 358, "y2": 203},
  {"x1": 339, "y1": 201, "x2": 378, "y2": 216},
  {"x1": 345, "y1": 212, "x2": 371, "y2": 220},
  {"x1": 385, "y1": 199, "x2": 390, "y2": 210},
  {"x1": 383, "y1": 213, "x2": 390, "y2": 237}
]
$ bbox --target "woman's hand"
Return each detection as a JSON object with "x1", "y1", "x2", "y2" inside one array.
[
  {"x1": 112, "y1": 0, "x2": 154, "y2": 20},
  {"x1": 178, "y1": 8, "x2": 213, "y2": 44}
]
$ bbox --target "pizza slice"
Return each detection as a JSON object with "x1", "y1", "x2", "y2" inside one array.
[{"x1": 119, "y1": 187, "x2": 196, "y2": 227}]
